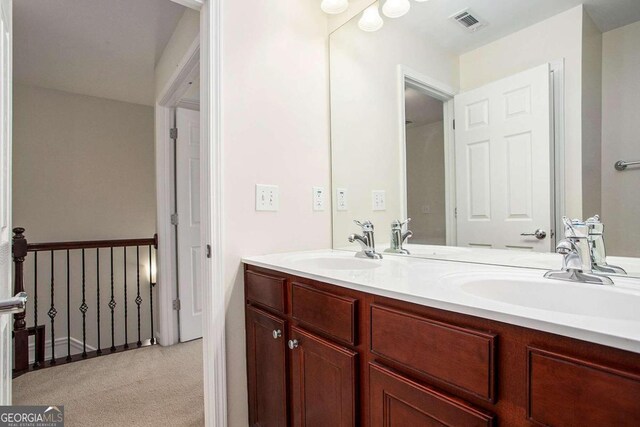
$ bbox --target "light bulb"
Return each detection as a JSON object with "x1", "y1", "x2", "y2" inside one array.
[
  {"x1": 358, "y1": 5, "x2": 384, "y2": 32},
  {"x1": 414, "y1": 0, "x2": 429, "y2": 2},
  {"x1": 321, "y1": 0, "x2": 349, "y2": 14},
  {"x1": 382, "y1": 0, "x2": 410, "y2": 18}
]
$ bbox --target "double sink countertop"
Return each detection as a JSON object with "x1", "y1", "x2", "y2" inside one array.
[{"x1": 243, "y1": 249, "x2": 640, "y2": 354}]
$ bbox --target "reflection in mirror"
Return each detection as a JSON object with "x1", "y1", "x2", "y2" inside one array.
[{"x1": 330, "y1": 1, "x2": 640, "y2": 277}]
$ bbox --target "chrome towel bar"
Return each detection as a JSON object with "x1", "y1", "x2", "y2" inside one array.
[{"x1": 614, "y1": 160, "x2": 640, "y2": 171}]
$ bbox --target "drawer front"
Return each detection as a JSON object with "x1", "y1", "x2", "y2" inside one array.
[
  {"x1": 291, "y1": 282, "x2": 357, "y2": 345},
  {"x1": 246, "y1": 270, "x2": 286, "y2": 313},
  {"x1": 370, "y1": 304, "x2": 496, "y2": 401},
  {"x1": 370, "y1": 363, "x2": 495, "y2": 427},
  {"x1": 528, "y1": 347, "x2": 640, "y2": 427}
]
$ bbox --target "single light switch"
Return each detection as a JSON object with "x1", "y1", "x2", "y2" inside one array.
[
  {"x1": 336, "y1": 188, "x2": 348, "y2": 211},
  {"x1": 256, "y1": 184, "x2": 279, "y2": 211},
  {"x1": 312, "y1": 186, "x2": 326, "y2": 211}
]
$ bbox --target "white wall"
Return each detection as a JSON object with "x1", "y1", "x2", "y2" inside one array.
[
  {"x1": 406, "y1": 121, "x2": 446, "y2": 245},
  {"x1": 221, "y1": 0, "x2": 332, "y2": 425},
  {"x1": 155, "y1": 8, "x2": 200, "y2": 98},
  {"x1": 601, "y1": 20, "x2": 640, "y2": 256},
  {"x1": 330, "y1": 15, "x2": 458, "y2": 247},
  {"x1": 13, "y1": 83, "x2": 157, "y2": 350},
  {"x1": 460, "y1": 5, "x2": 585, "y2": 218},
  {"x1": 581, "y1": 10, "x2": 603, "y2": 218}
]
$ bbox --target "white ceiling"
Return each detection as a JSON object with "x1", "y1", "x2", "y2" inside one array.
[
  {"x1": 14, "y1": 0, "x2": 186, "y2": 106},
  {"x1": 397, "y1": 0, "x2": 640, "y2": 54},
  {"x1": 405, "y1": 87, "x2": 443, "y2": 128}
]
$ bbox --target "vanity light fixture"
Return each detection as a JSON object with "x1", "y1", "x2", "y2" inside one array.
[
  {"x1": 321, "y1": 0, "x2": 349, "y2": 14},
  {"x1": 382, "y1": 0, "x2": 411, "y2": 18},
  {"x1": 359, "y1": 4, "x2": 384, "y2": 32}
]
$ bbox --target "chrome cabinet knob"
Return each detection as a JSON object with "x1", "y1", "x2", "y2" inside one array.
[
  {"x1": 272, "y1": 329, "x2": 282, "y2": 339},
  {"x1": 521, "y1": 229, "x2": 547, "y2": 240},
  {"x1": 288, "y1": 339, "x2": 299, "y2": 350}
]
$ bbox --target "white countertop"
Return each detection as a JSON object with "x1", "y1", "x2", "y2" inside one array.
[{"x1": 243, "y1": 249, "x2": 640, "y2": 354}]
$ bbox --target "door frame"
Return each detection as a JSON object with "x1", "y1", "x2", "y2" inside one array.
[
  {"x1": 397, "y1": 65, "x2": 458, "y2": 246},
  {"x1": 157, "y1": 1, "x2": 227, "y2": 426}
]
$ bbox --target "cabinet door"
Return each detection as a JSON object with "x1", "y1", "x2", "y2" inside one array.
[
  {"x1": 290, "y1": 326, "x2": 357, "y2": 427},
  {"x1": 370, "y1": 363, "x2": 495, "y2": 427},
  {"x1": 246, "y1": 306, "x2": 288, "y2": 427}
]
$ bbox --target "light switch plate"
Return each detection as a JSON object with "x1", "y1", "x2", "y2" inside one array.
[
  {"x1": 372, "y1": 190, "x2": 386, "y2": 211},
  {"x1": 256, "y1": 184, "x2": 279, "y2": 211},
  {"x1": 312, "y1": 186, "x2": 325, "y2": 211},
  {"x1": 336, "y1": 188, "x2": 348, "y2": 211}
]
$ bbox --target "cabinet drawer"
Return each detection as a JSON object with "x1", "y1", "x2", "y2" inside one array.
[
  {"x1": 370, "y1": 363, "x2": 495, "y2": 427},
  {"x1": 528, "y1": 347, "x2": 640, "y2": 427},
  {"x1": 370, "y1": 304, "x2": 496, "y2": 401},
  {"x1": 245, "y1": 270, "x2": 286, "y2": 313},
  {"x1": 291, "y1": 282, "x2": 357, "y2": 345}
]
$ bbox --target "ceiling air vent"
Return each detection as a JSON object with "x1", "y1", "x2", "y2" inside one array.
[{"x1": 450, "y1": 9, "x2": 486, "y2": 33}]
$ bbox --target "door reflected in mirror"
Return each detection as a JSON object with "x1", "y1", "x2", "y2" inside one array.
[{"x1": 330, "y1": 1, "x2": 640, "y2": 277}]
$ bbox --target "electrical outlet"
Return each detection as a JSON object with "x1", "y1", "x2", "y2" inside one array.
[
  {"x1": 312, "y1": 186, "x2": 325, "y2": 211},
  {"x1": 372, "y1": 190, "x2": 386, "y2": 211},
  {"x1": 256, "y1": 184, "x2": 279, "y2": 211},
  {"x1": 421, "y1": 204, "x2": 431, "y2": 214},
  {"x1": 336, "y1": 188, "x2": 348, "y2": 211}
]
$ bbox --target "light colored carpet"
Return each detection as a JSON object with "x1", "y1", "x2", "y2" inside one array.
[{"x1": 13, "y1": 340, "x2": 205, "y2": 426}]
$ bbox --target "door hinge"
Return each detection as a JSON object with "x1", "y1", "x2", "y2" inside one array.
[
  {"x1": 173, "y1": 299, "x2": 181, "y2": 311},
  {"x1": 206, "y1": 244, "x2": 212, "y2": 259},
  {"x1": 454, "y1": 207, "x2": 458, "y2": 218},
  {"x1": 170, "y1": 213, "x2": 179, "y2": 226},
  {"x1": 453, "y1": 119, "x2": 456, "y2": 130},
  {"x1": 170, "y1": 128, "x2": 178, "y2": 139}
]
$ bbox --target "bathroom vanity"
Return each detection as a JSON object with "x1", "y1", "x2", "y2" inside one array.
[{"x1": 243, "y1": 251, "x2": 640, "y2": 427}]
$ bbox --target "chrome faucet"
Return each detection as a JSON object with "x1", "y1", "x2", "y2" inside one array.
[
  {"x1": 585, "y1": 215, "x2": 626, "y2": 275},
  {"x1": 384, "y1": 218, "x2": 412, "y2": 254},
  {"x1": 349, "y1": 220, "x2": 382, "y2": 259},
  {"x1": 544, "y1": 217, "x2": 613, "y2": 285}
]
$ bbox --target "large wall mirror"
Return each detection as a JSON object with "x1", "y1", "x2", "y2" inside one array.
[{"x1": 330, "y1": 0, "x2": 640, "y2": 276}]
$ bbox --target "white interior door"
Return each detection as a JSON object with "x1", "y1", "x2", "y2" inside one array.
[
  {"x1": 176, "y1": 108, "x2": 202, "y2": 342},
  {"x1": 454, "y1": 63, "x2": 552, "y2": 252},
  {"x1": 0, "y1": 0, "x2": 11, "y2": 404}
]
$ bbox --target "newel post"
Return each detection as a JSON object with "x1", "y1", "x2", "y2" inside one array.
[{"x1": 12, "y1": 227, "x2": 29, "y2": 372}]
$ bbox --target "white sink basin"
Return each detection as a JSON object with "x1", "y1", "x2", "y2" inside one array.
[
  {"x1": 287, "y1": 255, "x2": 383, "y2": 271},
  {"x1": 440, "y1": 271, "x2": 640, "y2": 322}
]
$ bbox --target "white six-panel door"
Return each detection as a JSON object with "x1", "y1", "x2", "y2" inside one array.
[
  {"x1": 454, "y1": 63, "x2": 552, "y2": 252},
  {"x1": 0, "y1": 0, "x2": 11, "y2": 404},
  {"x1": 176, "y1": 108, "x2": 203, "y2": 342}
]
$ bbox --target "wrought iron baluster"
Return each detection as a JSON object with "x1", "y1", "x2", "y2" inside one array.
[
  {"x1": 48, "y1": 251, "x2": 57, "y2": 365},
  {"x1": 149, "y1": 245, "x2": 155, "y2": 345},
  {"x1": 136, "y1": 246, "x2": 142, "y2": 347},
  {"x1": 80, "y1": 249, "x2": 87, "y2": 358},
  {"x1": 124, "y1": 247, "x2": 128, "y2": 349},
  {"x1": 96, "y1": 248, "x2": 102, "y2": 355},
  {"x1": 109, "y1": 247, "x2": 116, "y2": 352},
  {"x1": 66, "y1": 250, "x2": 71, "y2": 362},
  {"x1": 32, "y1": 252, "x2": 39, "y2": 369}
]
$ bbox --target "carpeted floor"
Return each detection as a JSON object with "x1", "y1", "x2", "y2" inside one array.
[{"x1": 13, "y1": 340, "x2": 205, "y2": 426}]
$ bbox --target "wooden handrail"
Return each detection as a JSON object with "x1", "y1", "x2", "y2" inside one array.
[{"x1": 26, "y1": 234, "x2": 158, "y2": 252}]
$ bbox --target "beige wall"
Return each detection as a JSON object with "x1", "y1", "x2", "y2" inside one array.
[
  {"x1": 13, "y1": 84, "x2": 156, "y2": 241},
  {"x1": 406, "y1": 121, "x2": 446, "y2": 245},
  {"x1": 330, "y1": 14, "x2": 458, "y2": 248},
  {"x1": 13, "y1": 83, "x2": 156, "y2": 352},
  {"x1": 581, "y1": 10, "x2": 603, "y2": 218},
  {"x1": 155, "y1": 8, "x2": 200, "y2": 99},
  {"x1": 602, "y1": 20, "x2": 640, "y2": 256},
  {"x1": 460, "y1": 6, "x2": 585, "y2": 218},
  {"x1": 221, "y1": 0, "x2": 332, "y2": 425}
]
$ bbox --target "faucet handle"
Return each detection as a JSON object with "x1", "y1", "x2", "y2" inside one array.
[
  {"x1": 391, "y1": 218, "x2": 411, "y2": 229},
  {"x1": 354, "y1": 220, "x2": 374, "y2": 232}
]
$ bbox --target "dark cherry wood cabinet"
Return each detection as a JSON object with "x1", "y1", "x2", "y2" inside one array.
[
  {"x1": 244, "y1": 263, "x2": 640, "y2": 427},
  {"x1": 290, "y1": 326, "x2": 357, "y2": 427}
]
